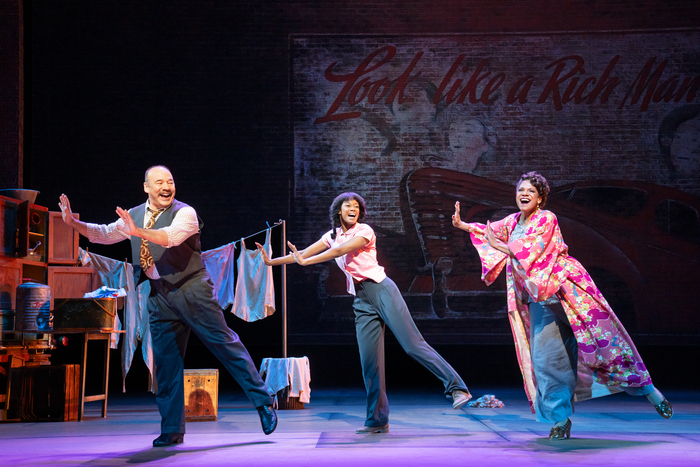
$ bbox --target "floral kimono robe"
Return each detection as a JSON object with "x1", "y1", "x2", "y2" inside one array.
[{"x1": 466, "y1": 209, "x2": 652, "y2": 411}]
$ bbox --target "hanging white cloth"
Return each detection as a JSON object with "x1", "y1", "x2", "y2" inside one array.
[
  {"x1": 135, "y1": 280, "x2": 156, "y2": 393},
  {"x1": 201, "y1": 242, "x2": 237, "y2": 310},
  {"x1": 259, "y1": 357, "x2": 311, "y2": 404},
  {"x1": 231, "y1": 229, "x2": 275, "y2": 322}
]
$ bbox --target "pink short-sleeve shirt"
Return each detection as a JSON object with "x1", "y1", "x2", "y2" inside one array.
[{"x1": 321, "y1": 223, "x2": 386, "y2": 295}]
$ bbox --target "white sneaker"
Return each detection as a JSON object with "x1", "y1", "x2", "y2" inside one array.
[
  {"x1": 356, "y1": 424, "x2": 389, "y2": 434},
  {"x1": 451, "y1": 390, "x2": 472, "y2": 410}
]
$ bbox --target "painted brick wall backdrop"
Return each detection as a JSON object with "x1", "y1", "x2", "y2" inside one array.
[
  {"x1": 4, "y1": 1, "x2": 699, "y2": 389},
  {"x1": 290, "y1": 32, "x2": 700, "y2": 345}
]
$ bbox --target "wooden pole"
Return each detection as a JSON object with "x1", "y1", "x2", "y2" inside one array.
[{"x1": 281, "y1": 220, "x2": 288, "y2": 358}]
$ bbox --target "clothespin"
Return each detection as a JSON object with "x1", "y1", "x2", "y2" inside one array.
[{"x1": 80, "y1": 246, "x2": 91, "y2": 266}]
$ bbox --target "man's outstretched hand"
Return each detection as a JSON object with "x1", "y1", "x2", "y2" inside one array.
[
  {"x1": 58, "y1": 194, "x2": 76, "y2": 225},
  {"x1": 116, "y1": 207, "x2": 139, "y2": 237}
]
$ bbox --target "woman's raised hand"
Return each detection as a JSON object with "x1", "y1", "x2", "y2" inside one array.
[
  {"x1": 486, "y1": 221, "x2": 514, "y2": 257},
  {"x1": 287, "y1": 241, "x2": 308, "y2": 266},
  {"x1": 255, "y1": 242, "x2": 272, "y2": 266},
  {"x1": 452, "y1": 201, "x2": 462, "y2": 227}
]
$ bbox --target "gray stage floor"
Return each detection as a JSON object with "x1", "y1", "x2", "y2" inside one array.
[{"x1": 1, "y1": 386, "x2": 698, "y2": 467}]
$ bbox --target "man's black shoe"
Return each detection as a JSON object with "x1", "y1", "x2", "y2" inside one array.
[
  {"x1": 153, "y1": 433, "x2": 184, "y2": 447},
  {"x1": 257, "y1": 405, "x2": 278, "y2": 435}
]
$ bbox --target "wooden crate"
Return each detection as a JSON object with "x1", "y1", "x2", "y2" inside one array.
[
  {"x1": 47, "y1": 266, "x2": 97, "y2": 311},
  {"x1": 47, "y1": 212, "x2": 80, "y2": 265},
  {"x1": 184, "y1": 369, "x2": 218, "y2": 422},
  {"x1": 19, "y1": 364, "x2": 80, "y2": 422},
  {"x1": 0, "y1": 354, "x2": 23, "y2": 421}
]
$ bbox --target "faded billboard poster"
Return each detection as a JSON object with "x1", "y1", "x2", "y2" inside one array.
[{"x1": 289, "y1": 33, "x2": 700, "y2": 344}]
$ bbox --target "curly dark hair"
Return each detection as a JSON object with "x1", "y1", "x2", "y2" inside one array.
[
  {"x1": 329, "y1": 192, "x2": 366, "y2": 239},
  {"x1": 517, "y1": 171, "x2": 550, "y2": 208}
]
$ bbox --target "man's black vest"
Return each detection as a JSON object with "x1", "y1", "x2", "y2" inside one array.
[{"x1": 129, "y1": 199, "x2": 205, "y2": 287}]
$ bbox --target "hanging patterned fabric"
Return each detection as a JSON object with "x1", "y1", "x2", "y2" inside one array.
[{"x1": 231, "y1": 229, "x2": 276, "y2": 322}]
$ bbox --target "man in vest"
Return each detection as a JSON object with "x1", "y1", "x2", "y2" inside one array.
[{"x1": 58, "y1": 165, "x2": 277, "y2": 446}]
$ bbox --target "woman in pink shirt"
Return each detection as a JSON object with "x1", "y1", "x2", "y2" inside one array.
[{"x1": 258, "y1": 192, "x2": 471, "y2": 434}]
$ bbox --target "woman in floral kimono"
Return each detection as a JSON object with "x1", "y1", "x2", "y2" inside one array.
[{"x1": 452, "y1": 171, "x2": 672, "y2": 439}]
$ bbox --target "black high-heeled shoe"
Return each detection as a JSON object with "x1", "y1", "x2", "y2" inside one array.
[
  {"x1": 549, "y1": 419, "x2": 571, "y2": 440},
  {"x1": 654, "y1": 399, "x2": 673, "y2": 419}
]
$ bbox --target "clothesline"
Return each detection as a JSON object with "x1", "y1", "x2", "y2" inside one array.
[
  {"x1": 206, "y1": 218, "x2": 289, "y2": 357},
  {"x1": 80, "y1": 246, "x2": 129, "y2": 268},
  {"x1": 230, "y1": 220, "x2": 285, "y2": 246}
]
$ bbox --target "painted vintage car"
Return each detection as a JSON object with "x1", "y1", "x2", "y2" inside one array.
[{"x1": 399, "y1": 168, "x2": 700, "y2": 342}]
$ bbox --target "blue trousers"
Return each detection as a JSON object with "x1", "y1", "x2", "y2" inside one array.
[
  {"x1": 529, "y1": 300, "x2": 654, "y2": 424},
  {"x1": 353, "y1": 278, "x2": 468, "y2": 427},
  {"x1": 149, "y1": 271, "x2": 272, "y2": 434},
  {"x1": 529, "y1": 300, "x2": 578, "y2": 423}
]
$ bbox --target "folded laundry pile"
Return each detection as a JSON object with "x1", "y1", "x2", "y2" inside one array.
[
  {"x1": 83, "y1": 286, "x2": 127, "y2": 299},
  {"x1": 467, "y1": 394, "x2": 505, "y2": 408}
]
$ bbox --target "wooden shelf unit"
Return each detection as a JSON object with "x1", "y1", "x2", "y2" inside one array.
[
  {"x1": 1, "y1": 195, "x2": 84, "y2": 315},
  {"x1": 0, "y1": 195, "x2": 103, "y2": 422}
]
